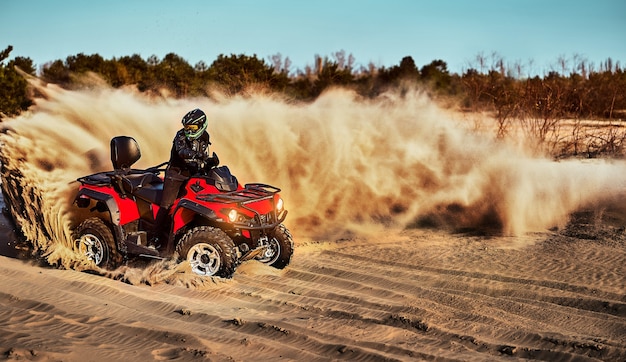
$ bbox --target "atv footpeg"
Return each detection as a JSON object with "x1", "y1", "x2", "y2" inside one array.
[{"x1": 126, "y1": 231, "x2": 148, "y2": 246}]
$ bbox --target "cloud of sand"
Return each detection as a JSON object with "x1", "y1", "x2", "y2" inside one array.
[{"x1": 1, "y1": 81, "x2": 625, "y2": 271}]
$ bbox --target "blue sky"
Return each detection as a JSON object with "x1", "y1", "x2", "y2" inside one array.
[{"x1": 2, "y1": 0, "x2": 625, "y2": 76}]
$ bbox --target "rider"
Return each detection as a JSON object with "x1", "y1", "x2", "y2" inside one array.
[{"x1": 152, "y1": 108, "x2": 218, "y2": 248}]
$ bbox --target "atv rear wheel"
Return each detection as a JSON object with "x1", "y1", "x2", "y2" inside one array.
[
  {"x1": 176, "y1": 226, "x2": 237, "y2": 278},
  {"x1": 257, "y1": 224, "x2": 293, "y2": 269},
  {"x1": 74, "y1": 217, "x2": 122, "y2": 269}
]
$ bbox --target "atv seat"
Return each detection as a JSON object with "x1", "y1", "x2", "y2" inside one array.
[
  {"x1": 110, "y1": 136, "x2": 163, "y2": 203},
  {"x1": 129, "y1": 174, "x2": 163, "y2": 204},
  {"x1": 119, "y1": 171, "x2": 162, "y2": 192},
  {"x1": 78, "y1": 171, "x2": 114, "y2": 186}
]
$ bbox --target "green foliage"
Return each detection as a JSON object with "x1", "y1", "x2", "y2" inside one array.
[
  {"x1": 108, "y1": 54, "x2": 147, "y2": 87},
  {"x1": 1, "y1": 46, "x2": 625, "y2": 128},
  {"x1": 207, "y1": 54, "x2": 289, "y2": 95},
  {"x1": 0, "y1": 46, "x2": 33, "y2": 119},
  {"x1": 420, "y1": 59, "x2": 451, "y2": 92},
  {"x1": 41, "y1": 59, "x2": 71, "y2": 84},
  {"x1": 66, "y1": 53, "x2": 105, "y2": 73},
  {"x1": 12, "y1": 56, "x2": 35, "y2": 75},
  {"x1": 312, "y1": 57, "x2": 354, "y2": 97},
  {"x1": 155, "y1": 53, "x2": 196, "y2": 97},
  {"x1": 379, "y1": 56, "x2": 419, "y2": 84}
]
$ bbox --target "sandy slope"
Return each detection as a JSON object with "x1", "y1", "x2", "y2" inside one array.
[
  {"x1": 1, "y1": 208, "x2": 625, "y2": 362},
  {"x1": 2, "y1": 80, "x2": 625, "y2": 361}
]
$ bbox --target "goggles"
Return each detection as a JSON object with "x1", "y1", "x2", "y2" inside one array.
[{"x1": 184, "y1": 124, "x2": 199, "y2": 132}]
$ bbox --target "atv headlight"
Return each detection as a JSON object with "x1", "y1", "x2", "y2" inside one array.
[
  {"x1": 276, "y1": 197, "x2": 284, "y2": 212},
  {"x1": 228, "y1": 209, "x2": 238, "y2": 223}
]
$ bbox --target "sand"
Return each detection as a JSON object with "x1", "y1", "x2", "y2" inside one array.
[
  {"x1": 0, "y1": 84, "x2": 624, "y2": 361},
  {"x1": 1, "y1": 203, "x2": 624, "y2": 361}
]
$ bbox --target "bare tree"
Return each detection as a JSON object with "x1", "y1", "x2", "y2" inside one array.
[
  {"x1": 332, "y1": 49, "x2": 355, "y2": 71},
  {"x1": 518, "y1": 75, "x2": 566, "y2": 154},
  {"x1": 269, "y1": 53, "x2": 291, "y2": 74}
]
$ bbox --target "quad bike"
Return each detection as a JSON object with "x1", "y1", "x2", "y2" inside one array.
[{"x1": 73, "y1": 136, "x2": 293, "y2": 277}]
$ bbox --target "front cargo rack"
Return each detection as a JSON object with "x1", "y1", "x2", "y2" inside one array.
[
  {"x1": 196, "y1": 183, "x2": 281, "y2": 204},
  {"x1": 195, "y1": 183, "x2": 286, "y2": 231}
]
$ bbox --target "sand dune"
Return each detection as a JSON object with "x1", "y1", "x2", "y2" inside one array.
[
  {"x1": 1, "y1": 84, "x2": 625, "y2": 361},
  {"x1": 1, "y1": 207, "x2": 624, "y2": 361}
]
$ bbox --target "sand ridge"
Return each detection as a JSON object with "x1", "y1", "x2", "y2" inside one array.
[{"x1": 1, "y1": 214, "x2": 625, "y2": 361}]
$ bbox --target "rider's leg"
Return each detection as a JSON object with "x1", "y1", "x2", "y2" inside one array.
[{"x1": 151, "y1": 168, "x2": 186, "y2": 247}]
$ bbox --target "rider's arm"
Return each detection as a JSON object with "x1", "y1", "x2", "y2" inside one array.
[{"x1": 174, "y1": 132, "x2": 201, "y2": 160}]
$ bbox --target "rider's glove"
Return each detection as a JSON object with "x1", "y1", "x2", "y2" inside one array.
[
  {"x1": 206, "y1": 152, "x2": 220, "y2": 168},
  {"x1": 181, "y1": 148, "x2": 207, "y2": 161}
]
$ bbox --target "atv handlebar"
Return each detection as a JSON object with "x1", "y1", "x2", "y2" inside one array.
[
  {"x1": 194, "y1": 152, "x2": 220, "y2": 176},
  {"x1": 145, "y1": 152, "x2": 219, "y2": 175}
]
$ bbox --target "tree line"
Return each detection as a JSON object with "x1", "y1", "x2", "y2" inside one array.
[{"x1": 1, "y1": 45, "x2": 625, "y2": 130}]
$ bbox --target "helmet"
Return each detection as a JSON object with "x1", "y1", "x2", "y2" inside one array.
[{"x1": 181, "y1": 108, "x2": 208, "y2": 140}]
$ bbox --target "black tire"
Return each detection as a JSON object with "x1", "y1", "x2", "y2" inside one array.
[
  {"x1": 257, "y1": 224, "x2": 293, "y2": 269},
  {"x1": 176, "y1": 226, "x2": 237, "y2": 278},
  {"x1": 74, "y1": 217, "x2": 122, "y2": 269}
]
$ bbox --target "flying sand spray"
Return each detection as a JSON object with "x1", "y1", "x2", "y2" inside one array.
[{"x1": 1, "y1": 80, "x2": 625, "y2": 274}]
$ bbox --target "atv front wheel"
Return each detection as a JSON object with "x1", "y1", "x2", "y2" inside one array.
[
  {"x1": 176, "y1": 226, "x2": 237, "y2": 278},
  {"x1": 74, "y1": 217, "x2": 122, "y2": 269},
  {"x1": 257, "y1": 224, "x2": 293, "y2": 269}
]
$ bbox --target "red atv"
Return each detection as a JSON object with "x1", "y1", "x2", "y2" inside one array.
[{"x1": 73, "y1": 136, "x2": 293, "y2": 277}]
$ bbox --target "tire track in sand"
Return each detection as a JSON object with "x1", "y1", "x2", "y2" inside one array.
[{"x1": 0, "y1": 227, "x2": 625, "y2": 361}]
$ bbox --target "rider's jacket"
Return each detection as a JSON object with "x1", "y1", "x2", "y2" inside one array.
[{"x1": 168, "y1": 129, "x2": 211, "y2": 176}]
